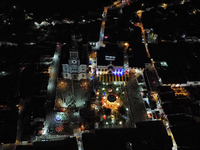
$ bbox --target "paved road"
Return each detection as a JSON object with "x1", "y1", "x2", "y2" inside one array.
[
  {"x1": 97, "y1": 0, "x2": 130, "y2": 49},
  {"x1": 97, "y1": 7, "x2": 108, "y2": 49},
  {"x1": 43, "y1": 43, "x2": 62, "y2": 135},
  {"x1": 136, "y1": 10, "x2": 151, "y2": 58},
  {"x1": 126, "y1": 75, "x2": 148, "y2": 123}
]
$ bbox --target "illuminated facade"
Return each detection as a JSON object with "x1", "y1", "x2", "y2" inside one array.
[
  {"x1": 62, "y1": 34, "x2": 88, "y2": 80},
  {"x1": 96, "y1": 44, "x2": 129, "y2": 83}
]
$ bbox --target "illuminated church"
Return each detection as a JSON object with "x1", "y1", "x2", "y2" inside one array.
[{"x1": 62, "y1": 34, "x2": 88, "y2": 80}]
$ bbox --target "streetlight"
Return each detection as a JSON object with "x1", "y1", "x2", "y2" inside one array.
[
  {"x1": 124, "y1": 42, "x2": 129, "y2": 46},
  {"x1": 162, "y1": 3, "x2": 167, "y2": 9}
]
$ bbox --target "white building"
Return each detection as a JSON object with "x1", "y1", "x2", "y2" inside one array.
[{"x1": 62, "y1": 34, "x2": 88, "y2": 80}]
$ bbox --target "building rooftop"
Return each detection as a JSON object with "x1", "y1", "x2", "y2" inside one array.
[
  {"x1": 158, "y1": 86, "x2": 174, "y2": 94},
  {"x1": 97, "y1": 43, "x2": 124, "y2": 66},
  {"x1": 0, "y1": 107, "x2": 18, "y2": 144},
  {"x1": 167, "y1": 114, "x2": 197, "y2": 127},
  {"x1": 16, "y1": 137, "x2": 78, "y2": 150},
  {"x1": 171, "y1": 123, "x2": 200, "y2": 149},
  {"x1": 162, "y1": 101, "x2": 191, "y2": 115},
  {"x1": 61, "y1": 42, "x2": 88, "y2": 65},
  {"x1": 0, "y1": 74, "x2": 20, "y2": 104},
  {"x1": 149, "y1": 43, "x2": 200, "y2": 84},
  {"x1": 154, "y1": 61, "x2": 187, "y2": 84},
  {"x1": 128, "y1": 43, "x2": 151, "y2": 68},
  {"x1": 82, "y1": 121, "x2": 172, "y2": 150}
]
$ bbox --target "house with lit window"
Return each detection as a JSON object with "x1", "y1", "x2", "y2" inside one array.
[{"x1": 61, "y1": 34, "x2": 88, "y2": 80}]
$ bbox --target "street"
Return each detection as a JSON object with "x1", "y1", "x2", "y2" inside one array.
[{"x1": 126, "y1": 75, "x2": 148, "y2": 123}]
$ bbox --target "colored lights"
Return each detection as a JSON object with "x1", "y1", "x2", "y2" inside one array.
[
  {"x1": 112, "y1": 69, "x2": 125, "y2": 76},
  {"x1": 55, "y1": 114, "x2": 62, "y2": 121},
  {"x1": 103, "y1": 115, "x2": 106, "y2": 119},
  {"x1": 102, "y1": 94, "x2": 120, "y2": 110},
  {"x1": 81, "y1": 124, "x2": 84, "y2": 131}
]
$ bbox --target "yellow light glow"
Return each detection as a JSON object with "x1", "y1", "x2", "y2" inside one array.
[{"x1": 124, "y1": 42, "x2": 129, "y2": 46}]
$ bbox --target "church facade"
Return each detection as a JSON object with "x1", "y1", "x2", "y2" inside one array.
[{"x1": 62, "y1": 35, "x2": 88, "y2": 80}]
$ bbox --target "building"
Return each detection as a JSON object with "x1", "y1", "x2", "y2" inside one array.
[
  {"x1": 128, "y1": 42, "x2": 151, "y2": 73},
  {"x1": 82, "y1": 121, "x2": 172, "y2": 150},
  {"x1": 62, "y1": 34, "x2": 88, "y2": 80},
  {"x1": 95, "y1": 43, "x2": 151, "y2": 83},
  {"x1": 148, "y1": 43, "x2": 200, "y2": 87},
  {"x1": 16, "y1": 137, "x2": 78, "y2": 150},
  {"x1": 96, "y1": 43, "x2": 128, "y2": 83}
]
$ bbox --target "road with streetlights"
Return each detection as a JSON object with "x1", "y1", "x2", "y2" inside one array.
[
  {"x1": 97, "y1": 0, "x2": 131, "y2": 49},
  {"x1": 42, "y1": 43, "x2": 62, "y2": 136},
  {"x1": 135, "y1": 10, "x2": 151, "y2": 58},
  {"x1": 0, "y1": 42, "x2": 62, "y2": 150}
]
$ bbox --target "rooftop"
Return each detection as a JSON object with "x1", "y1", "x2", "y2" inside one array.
[
  {"x1": 82, "y1": 121, "x2": 172, "y2": 150},
  {"x1": 149, "y1": 43, "x2": 200, "y2": 84},
  {"x1": 128, "y1": 42, "x2": 151, "y2": 68},
  {"x1": 61, "y1": 42, "x2": 88, "y2": 65},
  {"x1": 97, "y1": 43, "x2": 124, "y2": 66},
  {"x1": 16, "y1": 137, "x2": 78, "y2": 150},
  {"x1": 171, "y1": 123, "x2": 200, "y2": 149}
]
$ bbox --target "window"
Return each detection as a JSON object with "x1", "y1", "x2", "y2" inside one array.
[
  {"x1": 66, "y1": 74, "x2": 68, "y2": 77},
  {"x1": 82, "y1": 74, "x2": 84, "y2": 77},
  {"x1": 70, "y1": 52, "x2": 78, "y2": 58},
  {"x1": 82, "y1": 66, "x2": 85, "y2": 71}
]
